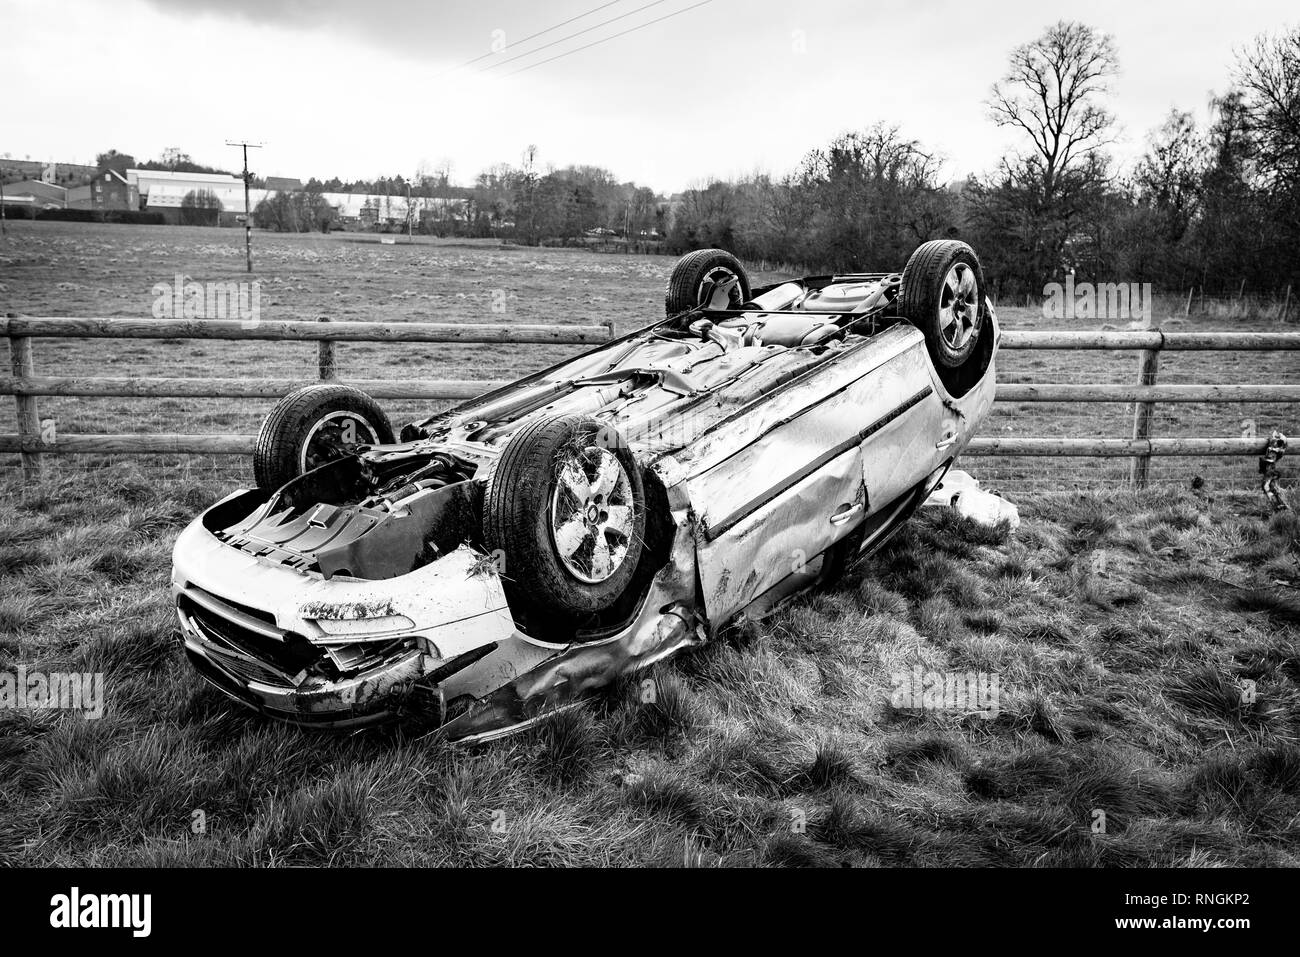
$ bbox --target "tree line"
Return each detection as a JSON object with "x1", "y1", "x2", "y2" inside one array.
[
  {"x1": 298, "y1": 150, "x2": 667, "y2": 242},
  {"x1": 80, "y1": 19, "x2": 1298, "y2": 295},
  {"x1": 669, "y1": 21, "x2": 1300, "y2": 297}
]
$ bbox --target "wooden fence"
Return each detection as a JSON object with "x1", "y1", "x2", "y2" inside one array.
[{"x1": 3, "y1": 316, "x2": 1299, "y2": 486}]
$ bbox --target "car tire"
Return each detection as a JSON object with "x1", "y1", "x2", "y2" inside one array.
[
  {"x1": 899, "y1": 240, "x2": 987, "y2": 369},
  {"x1": 482, "y1": 414, "x2": 647, "y2": 627},
  {"x1": 253, "y1": 384, "x2": 394, "y2": 489},
  {"x1": 665, "y1": 248, "x2": 751, "y2": 315}
]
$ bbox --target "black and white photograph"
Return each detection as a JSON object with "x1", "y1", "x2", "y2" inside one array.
[{"x1": 0, "y1": 0, "x2": 1295, "y2": 936}]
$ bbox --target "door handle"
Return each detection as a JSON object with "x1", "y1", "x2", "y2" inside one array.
[
  {"x1": 935, "y1": 431, "x2": 958, "y2": 450},
  {"x1": 829, "y1": 503, "x2": 863, "y2": 526}
]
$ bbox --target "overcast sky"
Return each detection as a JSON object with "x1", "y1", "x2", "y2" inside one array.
[{"x1": 5, "y1": 0, "x2": 1295, "y2": 192}]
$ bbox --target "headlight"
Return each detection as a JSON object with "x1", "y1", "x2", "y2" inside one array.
[{"x1": 310, "y1": 614, "x2": 415, "y2": 637}]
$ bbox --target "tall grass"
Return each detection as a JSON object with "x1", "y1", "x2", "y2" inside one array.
[{"x1": 1, "y1": 463, "x2": 1297, "y2": 866}]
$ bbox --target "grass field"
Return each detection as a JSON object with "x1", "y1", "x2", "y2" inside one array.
[
  {"x1": 2, "y1": 220, "x2": 1297, "y2": 489},
  {"x1": 1, "y1": 221, "x2": 1299, "y2": 866},
  {"x1": 2, "y1": 467, "x2": 1298, "y2": 866}
]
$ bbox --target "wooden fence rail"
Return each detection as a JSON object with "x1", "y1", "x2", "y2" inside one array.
[
  {"x1": 0, "y1": 316, "x2": 614, "y2": 345},
  {"x1": 999, "y1": 330, "x2": 1300, "y2": 350},
  {"x1": 4, "y1": 316, "x2": 1299, "y2": 486},
  {"x1": 0, "y1": 434, "x2": 1274, "y2": 458},
  {"x1": 6, "y1": 377, "x2": 1299, "y2": 404},
  {"x1": 0, "y1": 376, "x2": 504, "y2": 400}
]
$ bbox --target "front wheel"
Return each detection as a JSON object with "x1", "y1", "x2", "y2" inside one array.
[
  {"x1": 898, "y1": 240, "x2": 987, "y2": 369},
  {"x1": 482, "y1": 415, "x2": 647, "y2": 628}
]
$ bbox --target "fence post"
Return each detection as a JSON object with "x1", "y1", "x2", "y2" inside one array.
[
  {"x1": 1184, "y1": 287, "x2": 1193, "y2": 318},
  {"x1": 1129, "y1": 334, "x2": 1162, "y2": 489},
  {"x1": 8, "y1": 322, "x2": 43, "y2": 478},
  {"x1": 1283, "y1": 285, "x2": 1293, "y2": 323},
  {"x1": 317, "y1": 315, "x2": 337, "y2": 380}
]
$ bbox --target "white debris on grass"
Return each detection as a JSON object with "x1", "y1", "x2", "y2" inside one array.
[{"x1": 924, "y1": 469, "x2": 1020, "y2": 530}]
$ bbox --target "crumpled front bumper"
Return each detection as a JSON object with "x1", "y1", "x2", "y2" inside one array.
[
  {"x1": 171, "y1": 502, "x2": 517, "y2": 728},
  {"x1": 178, "y1": 612, "x2": 429, "y2": 727},
  {"x1": 171, "y1": 488, "x2": 708, "y2": 738}
]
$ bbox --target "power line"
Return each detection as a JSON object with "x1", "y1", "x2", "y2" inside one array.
[
  {"x1": 501, "y1": 0, "x2": 715, "y2": 77},
  {"x1": 478, "y1": 0, "x2": 675, "y2": 74},
  {"x1": 433, "y1": 0, "x2": 627, "y2": 79}
]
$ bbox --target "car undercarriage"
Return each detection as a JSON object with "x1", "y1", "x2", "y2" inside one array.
[{"x1": 172, "y1": 242, "x2": 1000, "y2": 740}]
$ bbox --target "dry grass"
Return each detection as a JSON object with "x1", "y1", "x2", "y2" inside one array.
[{"x1": 1, "y1": 464, "x2": 1297, "y2": 866}]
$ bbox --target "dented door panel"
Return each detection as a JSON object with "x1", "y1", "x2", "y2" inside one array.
[
  {"x1": 856, "y1": 344, "x2": 949, "y2": 510},
  {"x1": 686, "y1": 334, "x2": 945, "y2": 622},
  {"x1": 694, "y1": 445, "x2": 864, "y2": 621}
]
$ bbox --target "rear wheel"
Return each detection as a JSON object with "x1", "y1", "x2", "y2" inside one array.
[
  {"x1": 899, "y1": 240, "x2": 986, "y2": 368},
  {"x1": 253, "y1": 384, "x2": 393, "y2": 489},
  {"x1": 665, "y1": 248, "x2": 751, "y2": 315},
  {"x1": 482, "y1": 414, "x2": 648, "y2": 629}
]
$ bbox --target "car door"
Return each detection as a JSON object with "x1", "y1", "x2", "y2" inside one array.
[
  {"x1": 856, "y1": 337, "x2": 951, "y2": 510},
  {"x1": 686, "y1": 326, "x2": 938, "y2": 624}
]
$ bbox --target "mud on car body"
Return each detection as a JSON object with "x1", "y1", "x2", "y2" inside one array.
[{"x1": 172, "y1": 240, "x2": 1001, "y2": 742}]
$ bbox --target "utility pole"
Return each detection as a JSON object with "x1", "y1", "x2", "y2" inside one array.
[
  {"x1": 407, "y1": 178, "x2": 413, "y2": 241},
  {"x1": 226, "y1": 140, "x2": 262, "y2": 272},
  {"x1": 1, "y1": 175, "x2": 6, "y2": 237}
]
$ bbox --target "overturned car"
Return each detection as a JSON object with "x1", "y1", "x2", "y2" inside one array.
[{"x1": 172, "y1": 240, "x2": 1000, "y2": 741}]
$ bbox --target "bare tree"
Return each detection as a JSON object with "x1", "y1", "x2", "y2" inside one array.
[
  {"x1": 518, "y1": 144, "x2": 540, "y2": 243},
  {"x1": 791, "y1": 124, "x2": 952, "y2": 269},
  {"x1": 415, "y1": 158, "x2": 434, "y2": 190},
  {"x1": 1133, "y1": 110, "x2": 1204, "y2": 227},
  {"x1": 434, "y1": 158, "x2": 455, "y2": 189},
  {"x1": 979, "y1": 21, "x2": 1119, "y2": 287},
  {"x1": 989, "y1": 22, "x2": 1118, "y2": 192},
  {"x1": 1234, "y1": 27, "x2": 1300, "y2": 191}
]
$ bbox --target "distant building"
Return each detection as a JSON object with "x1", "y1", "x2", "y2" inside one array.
[
  {"x1": 127, "y1": 169, "x2": 257, "y2": 223},
  {"x1": 145, "y1": 186, "x2": 271, "y2": 225},
  {"x1": 321, "y1": 189, "x2": 471, "y2": 227},
  {"x1": 3, "y1": 157, "x2": 477, "y2": 229},
  {"x1": 131, "y1": 169, "x2": 245, "y2": 205},
  {"x1": 0, "y1": 159, "x2": 97, "y2": 188},
  {"x1": 1, "y1": 179, "x2": 67, "y2": 210},
  {"x1": 66, "y1": 170, "x2": 137, "y2": 210}
]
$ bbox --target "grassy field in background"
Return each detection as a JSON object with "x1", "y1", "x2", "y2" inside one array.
[
  {"x1": 1, "y1": 219, "x2": 1297, "y2": 489},
  {"x1": 1, "y1": 220, "x2": 1299, "y2": 866}
]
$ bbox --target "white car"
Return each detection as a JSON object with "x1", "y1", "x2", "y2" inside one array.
[{"x1": 172, "y1": 240, "x2": 1000, "y2": 741}]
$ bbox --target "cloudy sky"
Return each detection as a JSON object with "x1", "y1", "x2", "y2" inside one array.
[{"x1": 5, "y1": 0, "x2": 1294, "y2": 192}]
